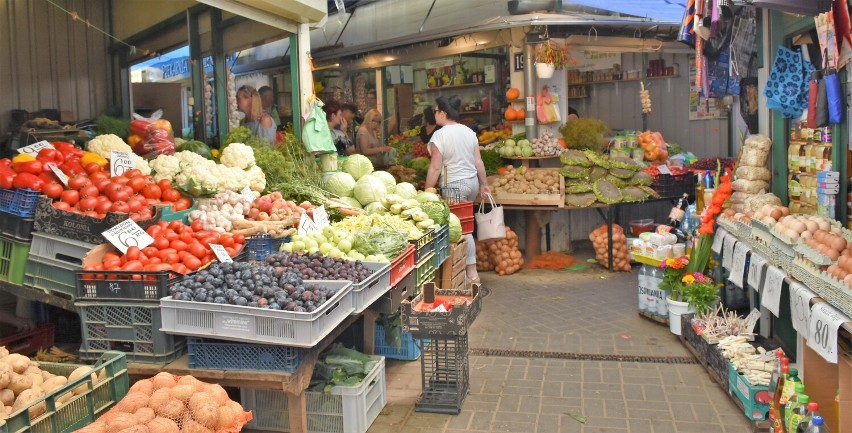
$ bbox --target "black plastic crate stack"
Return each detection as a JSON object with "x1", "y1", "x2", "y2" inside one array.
[
  {"x1": 673, "y1": 173, "x2": 697, "y2": 197},
  {"x1": 651, "y1": 174, "x2": 675, "y2": 198}
]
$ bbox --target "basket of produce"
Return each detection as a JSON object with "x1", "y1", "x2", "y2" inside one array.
[{"x1": 486, "y1": 167, "x2": 564, "y2": 207}]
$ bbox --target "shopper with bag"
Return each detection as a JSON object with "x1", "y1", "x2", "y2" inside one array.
[{"x1": 425, "y1": 95, "x2": 491, "y2": 284}]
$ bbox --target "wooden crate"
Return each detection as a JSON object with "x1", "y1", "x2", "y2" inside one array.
[
  {"x1": 439, "y1": 239, "x2": 467, "y2": 289},
  {"x1": 485, "y1": 168, "x2": 564, "y2": 207}
]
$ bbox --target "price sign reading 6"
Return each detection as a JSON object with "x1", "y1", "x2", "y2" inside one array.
[
  {"x1": 102, "y1": 219, "x2": 154, "y2": 254},
  {"x1": 110, "y1": 150, "x2": 136, "y2": 177}
]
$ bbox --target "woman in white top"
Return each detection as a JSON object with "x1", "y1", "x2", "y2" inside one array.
[{"x1": 425, "y1": 95, "x2": 490, "y2": 284}]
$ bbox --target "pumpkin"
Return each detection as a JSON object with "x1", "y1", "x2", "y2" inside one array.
[
  {"x1": 516, "y1": 108, "x2": 525, "y2": 119},
  {"x1": 504, "y1": 106, "x2": 517, "y2": 121},
  {"x1": 506, "y1": 87, "x2": 520, "y2": 100}
]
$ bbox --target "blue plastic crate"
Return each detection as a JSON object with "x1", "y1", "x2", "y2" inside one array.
[
  {"x1": 245, "y1": 234, "x2": 290, "y2": 261},
  {"x1": 0, "y1": 188, "x2": 40, "y2": 217},
  {"x1": 187, "y1": 336, "x2": 308, "y2": 372},
  {"x1": 375, "y1": 323, "x2": 428, "y2": 361}
]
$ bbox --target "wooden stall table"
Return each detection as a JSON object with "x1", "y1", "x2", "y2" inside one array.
[
  {"x1": 127, "y1": 311, "x2": 379, "y2": 433},
  {"x1": 501, "y1": 155, "x2": 560, "y2": 169}
]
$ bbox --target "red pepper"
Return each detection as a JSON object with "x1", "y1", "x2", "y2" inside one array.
[
  {"x1": 0, "y1": 159, "x2": 11, "y2": 169},
  {"x1": 36, "y1": 148, "x2": 65, "y2": 165},
  {"x1": 130, "y1": 119, "x2": 152, "y2": 136},
  {"x1": 12, "y1": 173, "x2": 44, "y2": 191},
  {"x1": 60, "y1": 160, "x2": 85, "y2": 176},
  {"x1": 52, "y1": 142, "x2": 83, "y2": 158},
  {"x1": 39, "y1": 172, "x2": 58, "y2": 185},
  {"x1": 12, "y1": 160, "x2": 43, "y2": 175},
  {"x1": 0, "y1": 170, "x2": 15, "y2": 189}
]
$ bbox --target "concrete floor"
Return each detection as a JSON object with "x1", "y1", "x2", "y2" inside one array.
[{"x1": 367, "y1": 261, "x2": 754, "y2": 433}]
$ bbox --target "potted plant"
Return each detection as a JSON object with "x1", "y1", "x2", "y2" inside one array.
[
  {"x1": 659, "y1": 256, "x2": 720, "y2": 335},
  {"x1": 533, "y1": 41, "x2": 574, "y2": 79}
]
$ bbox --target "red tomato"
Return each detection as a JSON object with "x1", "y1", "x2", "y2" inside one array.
[
  {"x1": 173, "y1": 264, "x2": 189, "y2": 274},
  {"x1": 161, "y1": 189, "x2": 181, "y2": 203},
  {"x1": 60, "y1": 190, "x2": 80, "y2": 206},
  {"x1": 79, "y1": 185, "x2": 99, "y2": 198},
  {"x1": 78, "y1": 197, "x2": 98, "y2": 211},
  {"x1": 103, "y1": 259, "x2": 121, "y2": 269},
  {"x1": 52, "y1": 201, "x2": 71, "y2": 211},
  {"x1": 219, "y1": 235, "x2": 235, "y2": 248},
  {"x1": 179, "y1": 232, "x2": 194, "y2": 244},
  {"x1": 84, "y1": 162, "x2": 102, "y2": 175},
  {"x1": 82, "y1": 210, "x2": 99, "y2": 218},
  {"x1": 109, "y1": 201, "x2": 130, "y2": 213},
  {"x1": 111, "y1": 175, "x2": 130, "y2": 186},
  {"x1": 170, "y1": 240, "x2": 188, "y2": 251},
  {"x1": 164, "y1": 231, "x2": 179, "y2": 241},
  {"x1": 95, "y1": 200, "x2": 112, "y2": 214},
  {"x1": 162, "y1": 252, "x2": 181, "y2": 264},
  {"x1": 157, "y1": 179, "x2": 173, "y2": 191},
  {"x1": 168, "y1": 221, "x2": 184, "y2": 232},
  {"x1": 89, "y1": 171, "x2": 109, "y2": 182},
  {"x1": 43, "y1": 182, "x2": 64, "y2": 199},
  {"x1": 67, "y1": 174, "x2": 90, "y2": 190},
  {"x1": 124, "y1": 169, "x2": 143, "y2": 179},
  {"x1": 121, "y1": 260, "x2": 143, "y2": 272},
  {"x1": 142, "y1": 184, "x2": 162, "y2": 200},
  {"x1": 182, "y1": 256, "x2": 202, "y2": 271},
  {"x1": 233, "y1": 234, "x2": 245, "y2": 244},
  {"x1": 153, "y1": 237, "x2": 170, "y2": 250},
  {"x1": 187, "y1": 242, "x2": 207, "y2": 260},
  {"x1": 173, "y1": 197, "x2": 192, "y2": 212},
  {"x1": 93, "y1": 178, "x2": 112, "y2": 193},
  {"x1": 139, "y1": 208, "x2": 153, "y2": 219},
  {"x1": 125, "y1": 246, "x2": 141, "y2": 261},
  {"x1": 108, "y1": 187, "x2": 130, "y2": 203},
  {"x1": 127, "y1": 177, "x2": 147, "y2": 193},
  {"x1": 127, "y1": 198, "x2": 144, "y2": 213},
  {"x1": 189, "y1": 220, "x2": 203, "y2": 232}
]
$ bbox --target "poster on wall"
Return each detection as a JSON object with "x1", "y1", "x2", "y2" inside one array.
[
  {"x1": 688, "y1": 56, "x2": 725, "y2": 120},
  {"x1": 568, "y1": 48, "x2": 621, "y2": 71}
]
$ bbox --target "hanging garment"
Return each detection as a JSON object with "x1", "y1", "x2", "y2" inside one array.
[
  {"x1": 816, "y1": 11, "x2": 840, "y2": 69},
  {"x1": 730, "y1": 7, "x2": 758, "y2": 78},
  {"x1": 833, "y1": 0, "x2": 852, "y2": 67}
]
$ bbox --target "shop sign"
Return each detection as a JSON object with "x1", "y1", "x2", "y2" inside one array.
[
  {"x1": 514, "y1": 53, "x2": 525, "y2": 71},
  {"x1": 424, "y1": 58, "x2": 454, "y2": 69}
]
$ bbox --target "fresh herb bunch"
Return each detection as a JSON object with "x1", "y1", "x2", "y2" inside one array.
[
  {"x1": 480, "y1": 149, "x2": 504, "y2": 176},
  {"x1": 95, "y1": 115, "x2": 130, "y2": 140},
  {"x1": 223, "y1": 126, "x2": 252, "y2": 147}
]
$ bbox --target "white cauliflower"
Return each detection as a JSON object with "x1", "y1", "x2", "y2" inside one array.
[
  {"x1": 219, "y1": 142, "x2": 255, "y2": 170},
  {"x1": 245, "y1": 165, "x2": 266, "y2": 192},
  {"x1": 217, "y1": 166, "x2": 252, "y2": 192},
  {"x1": 134, "y1": 156, "x2": 152, "y2": 175},
  {"x1": 86, "y1": 134, "x2": 132, "y2": 159},
  {"x1": 149, "y1": 154, "x2": 181, "y2": 181}
]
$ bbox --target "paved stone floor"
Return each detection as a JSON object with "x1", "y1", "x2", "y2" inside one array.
[{"x1": 368, "y1": 261, "x2": 754, "y2": 433}]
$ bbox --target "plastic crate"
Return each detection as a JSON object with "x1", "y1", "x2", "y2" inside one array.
[
  {"x1": 0, "y1": 234, "x2": 29, "y2": 285},
  {"x1": 76, "y1": 301, "x2": 185, "y2": 363},
  {"x1": 33, "y1": 196, "x2": 161, "y2": 245},
  {"x1": 0, "y1": 214, "x2": 34, "y2": 241},
  {"x1": 76, "y1": 269, "x2": 179, "y2": 302},
  {"x1": 158, "y1": 201, "x2": 196, "y2": 224},
  {"x1": 0, "y1": 188, "x2": 40, "y2": 217},
  {"x1": 409, "y1": 228, "x2": 435, "y2": 265},
  {"x1": 415, "y1": 334, "x2": 469, "y2": 414},
  {"x1": 241, "y1": 356, "x2": 386, "y2": 433},
  {"x1": 29, "y1": 232, "x2": 96, "y2": 267},
  {"x1": 460, "y1": 216, "x2": 474, "y2": 235},
  {"x1": 651, "y1": 174, "x2": 676, "y2": 198},
  {"x1": 389, "y1": 244, "x2": 415, "y2": 287},
  {"x1": 160, "y1": 280, "x2": 354, "y2": 347},
  {"x1": 187, "y1": 336, "x2": 308, "y2": 372},
  {"x1": 0, "y1": 323, "x2": 55, "y2": 355},
  {"x1": 371, "y1": 271, "x2": 415, "y2": 315},
  {"x1": 673, "y1": 173, "x2": 697, "y2": 198},
  {"x1": 727, "y1": 362, "x2": 770, "y2": 421},
  {"x1": 245, "y1": 234, "x2": 289, "y2": 261},
  {"x1": 415, "y1": 252, "x2": 437, "y2": 291},
  {"x1": 350, "y1": 262, "x2": 392, "y2": 314},
  {"x1": 0, "y1": 351, "x2": 129, "y2": 433},
  {"x1": 433, "y1": 225, "x2": 450, "y2": 268},
  {"x1": 375, "y1": 323, "x2": 426, "y2": 361},
  {"x1": 25, "y1": 255, "x2": 79, "y2": 299},
  {"x1": 448, "y1": 201, "x2": 473, "y2": 220}
]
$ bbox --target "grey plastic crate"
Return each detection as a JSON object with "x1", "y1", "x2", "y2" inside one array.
[
  {"x1": 160, "y1": 280, "x2": 354, "y2": 347},
  {"x1": 350, "y1": 262, "x2": 392, "y2": 314},
  {"x1": 24, "y1": 254, "x2": 79, "y2": 299},
  {"x1": 77, "y1": 301, "x2": 185, "y2": 363},
  {"x1": 29, "y1": 232, "x2": 96, "y2": 267},
  {"x1": 415, "y1": 334, "x2": 469, "y2": 414}
]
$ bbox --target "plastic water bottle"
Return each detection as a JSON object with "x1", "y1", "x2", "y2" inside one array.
[
  {"x1": 638, "y1": 266, "x2": 649, "y2": 312},
  {"x1": 806, "y1": 416, "x2": 829, "y2": 433},
  {"x1": 796, "y1": 402, "x2": 820, "y2": 433},
  {"x1": 787, "y1": 394, "x2": 810, "y2": 433},
  {"x1": 784, "y1": 384, "x2": 807, "y2": 430}
]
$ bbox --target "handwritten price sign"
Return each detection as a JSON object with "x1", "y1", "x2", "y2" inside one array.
[
  {"x1": 102, "y1": 219, "x2": 154, "y2": 254},
  {"x1": 46, "y1": 163, "x2": 69, "y2": 187},
  {"x1": 298, "y1": 214, "x2": 319, "y2": 236},
  {"x1": 313, "y1": 205, "x2": 329, "y2": 229},
  {"x1": 209, "y1": 244, "x2": 233, "y2": 263},
  {"x1": 712, "y1": 228, "x2": 728, "y2": 253},
  {"x1": 17, "y1": 141, "x2": 54, "y2": 158},
  {"x1": 110, "y1": 150, "x2": 136, "y2": 177},
  {"x1": 761, "y1": 265, "x2": 785, "y2": 317},
  {"x1": 789, "y1": 282, "x2": 815, "y2": 336},
  {"x1": 807, "y1": 302, "x2": 849, "y2": 363},
  {"x1": 728, "y1": 242, "x2": 749, "y2": 288},
  {"x1": 747, "y1": 253, "x2": 767, "y2": 292}
]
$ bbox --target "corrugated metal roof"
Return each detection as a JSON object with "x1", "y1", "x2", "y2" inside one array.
[{"x1": 566, "y1": 0, "x2": 686, "y2": 24}]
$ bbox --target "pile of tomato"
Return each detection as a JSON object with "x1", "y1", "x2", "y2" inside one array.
[
  {"x1": 46, "y1": 167, "x2": 191, "y2": 221},
  {"x1": 82, "y1": 220, "x2": 245, "y2": 276}
]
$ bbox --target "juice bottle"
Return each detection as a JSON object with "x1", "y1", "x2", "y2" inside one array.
[
  {"x1": 790, "y1": 141, "x2": 801, "y2": 172},
  {"x1": 787, "y1": 394, "x2": 810, "y2": 433},
  {"x1": 768, "y1": 355, "x2": 789, "y2": 433},
  {"x1": 799, "y1": 143, "x2": 808, "y2": 173},
  {"x1": 780, "y1": 368, "x2": 802, "y2": 420},
  {"x1": 797, "y1": 402, "x2": 820, "y2": 433},
  {"x1": 785, "y1": 384, "x2": 807, "y2": 429}
]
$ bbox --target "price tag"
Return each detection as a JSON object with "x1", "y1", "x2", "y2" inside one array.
[
  {"x1": 712, "y1": 228, "x2": 727, "y2": 253},
  {"x1": 46, "y1": 163, "x2": 69, "y2": 187},
  {"x1": 790, "y1": 282, "x2": 816, "y2": 335},
  {"x1": 761, "y1": 265, "x2": 785, "y2": 317},
  {"x1": 657, "y1": 165, "x2": 672, "y2": 175},
  {"x1": 747, "y1": 253, "x2": 768, "y2": 292},
  {"x1": 17, "y1": 141, "x2": 54, "y2": 157},
  {"x1": 722, "y1": 235, "x2": 736, "y2": 270},
  {"x1": 110, "y1": 150, "x2": 136, "y2": 177},
  {"x1": 807, "y1": 302, "x2": 849, "y2": 363},
  {"x1": 297, "y1": 214, "x2": 319, "y2": 236},
  {"x1": 312, "y1": 205, "x2": 329, "y2": 229},
  {"x1": 102, "y1": 219, "x2": 154, "y2": 254},
  {"x1": 209, "y1": 244, "x2": 233, "y2": 263},
  {"x1": 728, "y1": 242, "x2": 749, "y2": 288},
  {"x1": 744, "y1": 308, "x2": 761, "y2": 335},
  {"x1": 240, "y1": 186, "x2": 255, "y2": 202}
]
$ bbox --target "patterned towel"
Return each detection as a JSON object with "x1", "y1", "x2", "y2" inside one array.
[{"x1": 764, "y1": 46, "x2": 815, "y2": 118}]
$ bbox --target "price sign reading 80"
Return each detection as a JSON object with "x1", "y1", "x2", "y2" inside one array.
[
  {"x1": 807, "y1": 302, "x2": 849, "y2": 363},
  {"x1": 102, "y1": 219, "x2": 154, "y2": 254}
]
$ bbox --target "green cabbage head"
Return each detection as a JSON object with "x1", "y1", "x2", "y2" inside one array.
[
  {"x1": 449, "y1": 213, "x2": 463, "y2": 243},
  {"x1": 342, "y1": 154, "x2": 374, "y2": 180},
  {"x1": 353, "y1": 174, "x2": 387, "y2": 206},
  {"x1": 324, "y1": 172, "x2": 356, "y2": 197}
]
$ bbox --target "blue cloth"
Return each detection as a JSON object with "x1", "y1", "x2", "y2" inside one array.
[{"x1": 764, "y1": 46, "x2": 815, "y2": 119}]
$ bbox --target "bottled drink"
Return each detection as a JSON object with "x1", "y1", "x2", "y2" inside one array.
[
  {"x1": 787, "y1": 394, "x2": 810, "y2": 433},
  {"x1": 785, "y1": 384, "x2": 807, "y2": 428},
  {"x1": 767, "y1": 352, "x2": 787, "y2": 433},
  {"x1": 668, "y1": 194, "x2": 689, "y2": 227},
  {"x1": 797, "y1": 402, "x2": 820, "y2": 433},
  {"x1": 806, "y1": 416, "x2": 829, "y2": 433},
  {"x1": 638, "y1": 266, "x2": 649, "y2": 313},
  {"x1": 695, "y1": 172, "x2": 706, "y2": 213},
  {"x1": 780, "y1": 368, "x2": 802, "y2": 423}
]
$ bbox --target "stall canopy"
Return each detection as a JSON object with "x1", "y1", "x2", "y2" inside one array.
[
  {"x1": 194, "y1": 0, "x2": 327, "y2": 31},
  {"x1": 565, "y1": 0, "x2": 687, "y2": 24}
]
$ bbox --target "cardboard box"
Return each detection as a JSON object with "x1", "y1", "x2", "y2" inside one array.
[
  {"x1": 802, "y1": 338, "x2": 840, "y2": 431},
  {"x1": 401, "y1": 284, "x2": 481, "y2": 337}
]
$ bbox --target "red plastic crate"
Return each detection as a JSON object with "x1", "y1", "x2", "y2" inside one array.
[
  {"x1": 0, "y1": 323, "x2": 55, "y2": 355},
  {"x1": 460, "y1": 216, "x2": 474, "y2": 235},
  {"x1": 390, "y1": 244, "x2": 415, "y2": 287},
  {"x1": 449, "y1": 201, "x2": 474, "y2": 220}
]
